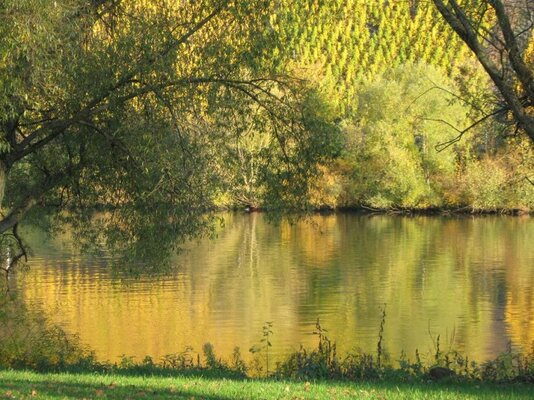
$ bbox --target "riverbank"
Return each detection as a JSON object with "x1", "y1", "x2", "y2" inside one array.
[
  {"x1": 1, "y1": 369, "x2": 532, "y2": 400},
  {"x1": 232, "y1": 205, "x2": 533, "y2": 216}
]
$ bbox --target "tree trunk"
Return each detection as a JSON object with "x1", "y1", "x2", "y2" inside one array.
[{"x1": 432, "y1": 0, "x2": 534, "y2": 143}]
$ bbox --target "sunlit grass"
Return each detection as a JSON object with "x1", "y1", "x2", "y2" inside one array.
[{"x1": 0, "y1": 370, "x2": 532, "y2": 400}]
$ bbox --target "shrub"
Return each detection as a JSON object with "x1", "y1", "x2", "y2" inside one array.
[
  {"x1": 0, "y1": 294, "x2": 95, "y2": 371},
  {"x1": 343, "y1": 63, "x2": 470, "y2": 209}
]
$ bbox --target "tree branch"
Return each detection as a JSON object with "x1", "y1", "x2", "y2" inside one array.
[
  {"x1": 0, "y1": 167, "x2": 77, "y2": 234},
  {"x1": 432, "y1": 0, "x2": 534, "y2": 142},
  {"x1": 5, "y1": 3, "x2": 226, "y2": 167},
  {"x1": 428, "y1": 106, "x2": 509, "y2": 152}
]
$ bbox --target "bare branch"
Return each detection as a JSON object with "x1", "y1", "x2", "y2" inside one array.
[
  {"x1": 431, "y1": 0, "x2": 534, "y2": 142},
  {"x1": 427, "y1": 106, "x2": 508, "y2": 152}
]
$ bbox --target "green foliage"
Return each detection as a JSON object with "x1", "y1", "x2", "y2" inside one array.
[
  {"x1": 277, "y1": 319, "x2": 534, "y2": 383},
  {"x1": 2, "y1": 299, "x2": 534, "y2": 384},
  {"x1": 160, "y1": 348, "x2": 196, "y2": 370},
  {"x1": 266, "y1": 0, "x2": 534, "y2": 213},
  {"x1": 272, "y1": 0, "x2": 481, "y2": 111},
  {"x1": 461, "y1": 158, "x2": 509, "y2": 211},
  {"x1": 1, "y1": 0, "x2": 532, "y2": 277},
  {"x1": 2, "y1": 370, "x2": 534, "y2": 400},
  {"x1": 456, "y1": 136, "x2": 534, "y2": 212},
  {"x1": 0, "y1": 294, "x2": 95, "y2": 371},
  {"x1": 0, "y1": 0, "x2": 340, "y2": 272},
  {"x1": 231, "y1": 347, "x2": 248, "y2": 375},
  {"x1": 202, "y1": 343, "x2": 226, "y2": 371},
  {"x1": 343, "y1": 64, "x2": 469, "y2": 209},
  {"x1": 276, "y1": 319, "x2": 342, "y2": 379},
  {"x1": 249, "y1": 321, "x2": 274, "y2": 375},
  {"x1": 219, "y1": 85, "x2": 343, "y2": 211}
]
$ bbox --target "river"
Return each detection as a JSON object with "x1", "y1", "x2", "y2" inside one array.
[{"x1": 15, "y1": 213, "x2": 534, "y2": 365}]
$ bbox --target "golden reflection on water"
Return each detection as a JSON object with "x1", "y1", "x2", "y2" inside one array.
[{"x1": 17, "y1": 214, "x2": 534, "y2": 364}]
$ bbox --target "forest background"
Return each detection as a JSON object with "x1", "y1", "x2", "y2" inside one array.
[{"x1": 243, "y1": 0, "x2": 534, "y2": 213}]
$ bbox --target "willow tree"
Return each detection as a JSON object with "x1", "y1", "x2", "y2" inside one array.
[
  {"x1": 431, "y1": 0, "x2": 534, "y2": 142},
  {"x1": 0, "y1": 0, "x2": 339, "y2": 275}
]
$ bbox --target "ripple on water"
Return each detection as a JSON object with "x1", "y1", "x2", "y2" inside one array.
[{"x1": 14, "y1": 214, "x2": 534, "y2": 363}]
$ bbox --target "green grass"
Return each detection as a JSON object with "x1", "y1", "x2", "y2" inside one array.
[{"x1": 0, "y1": 370, "x2": 532, "y2": 399}]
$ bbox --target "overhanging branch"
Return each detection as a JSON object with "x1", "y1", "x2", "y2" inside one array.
[
  {"x1": 0, "y1": 167, "x2": 77, "y2": 235},
  {"x1": 6, "y1": 3, "x2": 227, "y2": 167}
]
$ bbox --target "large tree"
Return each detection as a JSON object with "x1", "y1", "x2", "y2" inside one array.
[
  {"x1": 0, "y1": 0, "x2": 338, "y2": 275},
  {"x1": 431, "y1": 0, "x2": 534, "y2": 142}
]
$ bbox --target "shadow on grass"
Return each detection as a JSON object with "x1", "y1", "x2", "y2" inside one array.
[
  {"x1": 114, "y1": 367, "x2": 245, "y2": 380},
  {"x1": 351, "y1": 379, "x2": 534, "y2": 398},
  {"x1": 0, "y1": 375, "x2": 237, "y2": 400},
  {"x1": 1, "y1": 372, "x2": 533, "y2": 400}
]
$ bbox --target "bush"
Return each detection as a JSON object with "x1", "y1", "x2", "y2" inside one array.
[
  {"x1": 343, "y1": 63, "x2": 471, "y2": 209},
  {"x1": 0, "y1": 294, "x2": 95, "y2": 371},
  {"x1": 460, "y1": 158, "x2": 508, "y2": 211}
]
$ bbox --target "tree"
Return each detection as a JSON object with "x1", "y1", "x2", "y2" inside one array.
[
  {"x1": 0, "y1": 0, "x2": 339, "y2": 275},
  {"x1": 431, "y1": 0, "x2": 534, "y2": 142},
  {"x1": 344, "y1": 64, "x2": 470, "y2": 209}
]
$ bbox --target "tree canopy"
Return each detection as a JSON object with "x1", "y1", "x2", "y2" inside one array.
[{"x1": 0, "y1": 0, "x2": 340, "y2": 273}]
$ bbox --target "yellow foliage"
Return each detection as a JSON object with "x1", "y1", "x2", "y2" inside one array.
[{"x1": 307, "y1": 164, "x2": 344, "y2": 209}]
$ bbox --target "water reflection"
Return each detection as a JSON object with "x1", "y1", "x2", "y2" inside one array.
[{"x1": 16, "y1": 214, "x2": 534, "y2": 364}]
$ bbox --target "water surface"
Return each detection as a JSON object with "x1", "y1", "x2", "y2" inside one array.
[{"x1": 16, "y1": 213, "x2": 534, "y2": 364}]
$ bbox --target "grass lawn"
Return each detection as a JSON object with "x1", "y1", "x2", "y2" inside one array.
[{"x1": 0, "y1": 370, "x2": 532, "y2": 399}]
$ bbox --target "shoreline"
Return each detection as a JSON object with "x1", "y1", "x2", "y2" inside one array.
[{"x1": 231, "y1": 205, "x2": 532, "y2": 217}]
